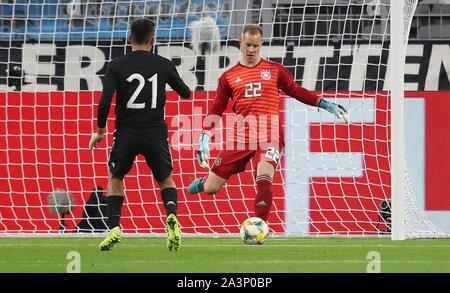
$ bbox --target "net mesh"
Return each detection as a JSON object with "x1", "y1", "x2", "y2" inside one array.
[{"x1": 0, "y1": 0, "x2": 444, "y2": 238}]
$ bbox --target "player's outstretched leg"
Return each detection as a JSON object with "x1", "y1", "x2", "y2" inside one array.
[
  {"x1": 187, "y1": 177, "x2": 205, "y2": 194},
  {"x1": 166, "y1": 213, "x2": 181, "y2": 251},
  {"x1": 99, "y1": 226, "x2": 122, "y2": 251}
]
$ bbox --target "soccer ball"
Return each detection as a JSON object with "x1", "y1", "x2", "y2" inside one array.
[{"x1": 240, "y1": 217, "x2": 269, "y2": 245}]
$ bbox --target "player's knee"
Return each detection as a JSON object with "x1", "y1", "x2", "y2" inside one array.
[
  {"x1": 157, "y1": 174, "x2": 175, "y2": 190},
  {"x1": 110, "y1": 174, "x2": 124, "y2": 181},
  {"x1": 204, "y1": 184, "x2": 220, "y2": 195},
  {"x1": 109, "y1": 170, "x2": 124, "y2": 180}
]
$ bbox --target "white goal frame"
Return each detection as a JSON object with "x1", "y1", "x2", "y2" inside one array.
[{"x1": 390, "y1": 0, "x2": 406, "y2": 240}]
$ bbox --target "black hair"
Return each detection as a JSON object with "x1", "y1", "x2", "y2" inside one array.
[{"x1": 130, "y1": 18, "x2": 155, "y2": 45}]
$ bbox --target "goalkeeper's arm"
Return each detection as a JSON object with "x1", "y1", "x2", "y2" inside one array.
[
  {"x1": 197, "y1": 101, "x2": 225, "y2": 169},
  {"x1": 284, "y1": 82, "x2": 348, "y2": 122},
  {"x1": 197, "y1": 75, "x2": 231, "y2": 168},
  {"x1": 277, "y1": 63, "x2": 348, "y2": 122}
]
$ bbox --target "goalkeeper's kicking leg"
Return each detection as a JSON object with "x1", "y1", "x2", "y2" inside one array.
[
  {"x1": 188, "y1": 149, "x2": 249, "y2": 195},
  {"x1": 99, "y1": 172, "x2": 124, "y2": 251},
  {"x1": 188, "y1": 132, "x2": 228, "y2": 195},
  {"x1": 189, "y1": 147, "x2": 277, "y2": 222},
  {"x1": 158, "y1": 173, "x2": 181, "y2": 251},
  {"x1": 188, "y1": 172, "x2": 227, "y2": 195}
]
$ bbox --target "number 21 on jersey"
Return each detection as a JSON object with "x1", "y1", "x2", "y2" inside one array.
[{"x1": 126, "y1": 73, "x2": 157, "y2": 109}]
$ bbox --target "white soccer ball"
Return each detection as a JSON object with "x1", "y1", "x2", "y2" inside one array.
[{"x1": 240, "y1": 217, "x2": 269, "y2": 245}]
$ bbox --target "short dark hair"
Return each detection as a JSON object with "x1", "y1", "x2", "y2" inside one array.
[
  {"x1": 242, "y1": 24, "x2": 263, "y2": 37},
  {"x1": 130, "y1": 18, "x2": 155, "y2": 45}
]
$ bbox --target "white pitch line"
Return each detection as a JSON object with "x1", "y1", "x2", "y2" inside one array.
[
  {"x1": 2, "y1": 260, "x2": 450, "y2": 266},
  {"x1": 222, "y1": 260, "x2": 450, "y2": 264},
  {"x1": 2, "y1": 243, "x2": 450, "y2": 248},
  {"x1": 0, "y1": 260, "x2": 187, "y2": 265}
]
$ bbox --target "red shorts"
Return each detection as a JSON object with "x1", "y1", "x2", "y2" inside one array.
[{"x1": 210, "y1": 146, "x2": 282, "y2": 180}]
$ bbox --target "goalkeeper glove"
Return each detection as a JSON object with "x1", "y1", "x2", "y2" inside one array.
[
  {"x1": 319, "y1": 99, "x2": 349, "y2": 123},
  {"x1": 198, "y1": 132, "x2": 211, "y2": 169},
  {"x1": 89, "y1": 132, "x2": 104, "y2": 150}
]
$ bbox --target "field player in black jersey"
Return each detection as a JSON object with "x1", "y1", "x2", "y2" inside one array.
[{"x1": 89, "y1": 18, "x2": 190, "y2": 251}]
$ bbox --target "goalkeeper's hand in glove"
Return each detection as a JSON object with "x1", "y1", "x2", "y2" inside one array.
[
  {"x1": 319, "y1": 99, "x2": 349, "y2": 123},
  {"x1": 198, "y1": 132, "x2": 211, "y2": 169}
]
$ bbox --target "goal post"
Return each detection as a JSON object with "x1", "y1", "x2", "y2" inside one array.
[
  {"x1": 0, "y1": 0, "x2": 447, "y2": 239},
  {"x1": 390, "y1": 0, "x2": 406, "y2": 240}
]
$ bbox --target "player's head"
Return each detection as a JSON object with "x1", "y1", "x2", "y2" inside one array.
[
  {"x1": 129, "y1": 18, "x2": 155, "y2": 48},
  {"x1": 239, "y1": 25, "x2": 263, "y2": 66}
]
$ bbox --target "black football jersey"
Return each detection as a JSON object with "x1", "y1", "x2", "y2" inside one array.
[{"x1": 97, "y1": 50, "x2": 190, "y2": 129}]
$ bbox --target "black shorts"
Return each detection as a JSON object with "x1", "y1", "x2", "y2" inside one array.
[{"x1": 108, "y1": 123, "x2": 172, "y2": 182}]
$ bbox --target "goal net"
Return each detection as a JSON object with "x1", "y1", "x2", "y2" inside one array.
[{"x1": 0, "y1": 0, "x2": 446, "y2": 238}]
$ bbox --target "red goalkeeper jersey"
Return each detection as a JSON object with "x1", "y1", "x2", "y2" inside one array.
[{"x1": 204, "y1": 59, "x2": 320, "y2": 148}]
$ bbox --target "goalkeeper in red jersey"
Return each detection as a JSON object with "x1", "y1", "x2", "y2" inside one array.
[{"x1": 188, "y1": 25, "x2": 348, "y2": 222}]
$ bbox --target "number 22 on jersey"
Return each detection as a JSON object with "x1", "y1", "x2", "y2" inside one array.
[
  {"x1": 244, "y1": 82, "x2": 262, "y2": 98},
  {"x1": 126, "y1": 73, "x2": 158, "y2": 109}
]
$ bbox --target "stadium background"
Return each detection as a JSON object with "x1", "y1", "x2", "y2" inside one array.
[{"x1": 0, "y1": 0, "x2": 449, "y2": 235}]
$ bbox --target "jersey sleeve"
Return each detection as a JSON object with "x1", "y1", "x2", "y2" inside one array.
[
  {"x1": 97, "y1": 62, "x2": 117, "y2": 128},
  {"x1": 203, "y1": 74, "x2": 232, "y2": 132},
  {"x1": 277, "y1": 64, "x2": 320, "y2": 107},
  {"x1": 167, "y1": 62, "x2": 191, "y2": 99}
]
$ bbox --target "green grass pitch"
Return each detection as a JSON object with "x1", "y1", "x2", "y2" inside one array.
[{"x1": 0, "y1": 237, "x2": 449, "y2": 273}]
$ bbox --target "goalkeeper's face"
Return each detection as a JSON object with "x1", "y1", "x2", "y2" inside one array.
[{"x1": 240, "y1": 32, "x2": 263, "y2": 65}]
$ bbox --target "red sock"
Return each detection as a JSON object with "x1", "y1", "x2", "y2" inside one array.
[{"x1": 254, "y1": 175, "x2": 273, "y2": 221}]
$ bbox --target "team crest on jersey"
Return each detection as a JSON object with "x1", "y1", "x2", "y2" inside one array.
[{"x1": 260, "y1": 69, "x2": 271, "y2": 80}]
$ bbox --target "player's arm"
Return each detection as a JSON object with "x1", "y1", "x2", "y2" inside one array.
[
  {"x1": 89, "y1": 62, "x2": 117, "y2": 150},
  {"x1": 167, "y1": 62, "x2": 191, "y2": 99},
  {"x1": 197, "y1": 74, "x2": 232, "y2": 168},
  {"x1": 277, "y1": 64, "x2": 348, "y2": 122}
]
